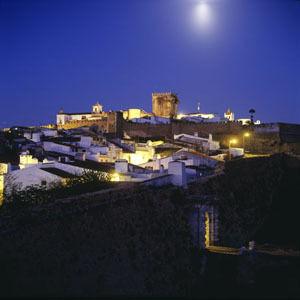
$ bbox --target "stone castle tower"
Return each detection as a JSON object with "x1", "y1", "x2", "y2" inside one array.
[{"x1": 152, "y1": 92, "x2": 179, "y2": 118}]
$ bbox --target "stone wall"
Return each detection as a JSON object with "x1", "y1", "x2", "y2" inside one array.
[
  {"x1": 57, "y1": 111, "x2": 123, "y2": 137},
  {"x1": 123, "y1": 121, "x2": 300, "y2": 154},
  {"x1": 57, "y1": 118, "x2": 108, "y2": 131},
  {"x1": 123, "y1": 120, "x2": 243, "y2": 139},
  {"x1": 279, "y1": 123, "x2": 300, "y2": 143}
]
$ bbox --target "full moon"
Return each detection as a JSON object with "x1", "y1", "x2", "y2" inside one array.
[{"x1": 195, "y1": 1, "x2": 212, "y2": 27}]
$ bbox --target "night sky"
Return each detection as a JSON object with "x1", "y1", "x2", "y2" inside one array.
[{"x1": 0, "y1": 0, "x2": 299, "y2": 127}]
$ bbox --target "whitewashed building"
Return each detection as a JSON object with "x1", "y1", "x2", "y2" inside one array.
[{"x1": 174, "y1": 133, "x2": 220, "y2": 151}]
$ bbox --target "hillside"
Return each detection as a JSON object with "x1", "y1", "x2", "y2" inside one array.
[{"x1": 189, "y1": 153, "x2": 300, "y2": 248}]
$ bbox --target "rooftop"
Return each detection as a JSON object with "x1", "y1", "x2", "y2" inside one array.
[
  {"x1": 40, "y1": 167, "x2": 78, "y2": 179},
  {"x1": 57, "y1": 112, "x2": 93, "y2": 116},
  {"x1": 65, "y1": 159, "x2": 115, "y2": 173}
]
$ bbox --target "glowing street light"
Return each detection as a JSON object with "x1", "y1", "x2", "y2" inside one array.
[
  {"x1": 243, "y1": 132, "x2": 250, "y2": 151},
  {"x1": 229, "y1": 138, "x2": 237, "y2": 147},
  {"x1": 111, "y1": 172, "x2": 120, "y2": 182},
  {"x1": 228, "y1": 138, "x2": 237, "y2": 160}
]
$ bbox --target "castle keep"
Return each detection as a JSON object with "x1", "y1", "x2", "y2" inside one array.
[{"x1": 152, "y1": 92, "x2": 179, "y2": 118}]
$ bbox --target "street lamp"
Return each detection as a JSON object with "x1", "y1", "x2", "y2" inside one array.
[
  {"x1": 243, "y1": 132, "x2": 250, "y2": 151},
  {"x1": 228, "y1": 138, "x2": 237, "y2": 160}
]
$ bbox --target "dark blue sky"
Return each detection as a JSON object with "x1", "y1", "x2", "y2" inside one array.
[{"x1": 0, "y1": 0, "x2": 299, "y2": 126}]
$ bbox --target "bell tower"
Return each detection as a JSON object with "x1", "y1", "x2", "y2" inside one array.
[{"x1": 92, "y1": 102, "x2": 103, "y2": 114}]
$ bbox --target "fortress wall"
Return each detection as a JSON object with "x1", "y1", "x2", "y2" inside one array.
[
  {"x1": 123, "y1": 121, "x2": 300, "y2": 154},
  {"x1": 123, "y1": 121, "x2": 244, "y2": 139},
  {"x1": 279, "y1": 123, "x2": 300, "y2": 143},
  {"x1": 58, "y1": 119, "x2": 108, "y2": 131},
  {"x1": 123, "y1": 122, "x2": 172, "y2": 138},
  {"x1": 171, "y1": 121, "x2": 243, "y2": 137},
  {"x1": 56, "y1": 112, "x2": 123, "y2": 137}
]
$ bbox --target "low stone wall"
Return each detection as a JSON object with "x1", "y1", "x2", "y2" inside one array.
[{"x1": 142, "y1": 174, "x2": 172, "y2": 187}]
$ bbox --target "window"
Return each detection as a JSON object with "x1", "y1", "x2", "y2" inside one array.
[{"x1": 41, "y1": 180, "x2": 47, "y2": 186}]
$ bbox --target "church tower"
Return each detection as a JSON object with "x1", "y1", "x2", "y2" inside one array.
[
  {"x1": 224, "y1": 108, "x2": 235, "y2": 121},
  {"x1": 152, "y1": 92, "x2": 179, "y2": 118},
  {"x1": 92, "y1": 102, "x2": 103, "y2": 114}
]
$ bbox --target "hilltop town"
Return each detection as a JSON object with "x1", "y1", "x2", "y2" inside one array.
[
  {"x1": 1, "y1": 93, "x2": 299, "y2": 196},
  {"x1": 0, "y1": 93, "x2": 300, "y2": 297}
]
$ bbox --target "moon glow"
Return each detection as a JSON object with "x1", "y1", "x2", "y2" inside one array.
[{"x1": 194, "y1": 1, "x2": 213, "y2": 28}]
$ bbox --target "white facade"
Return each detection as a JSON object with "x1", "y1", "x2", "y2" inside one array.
[
  {"x1": 32, "y1": 132, "x2": 42, "y2": 143},
  {"x1": 43, "y1": 141, "x2": 74, "y2": 155},
  {"x1": 19, "y1": 152, "x2": 39, "y2": 169},
  {"x1": 229, "y1": 147, "x2": 244, "y2": 157},
  {"x1": 57, "y1": 113, "x2": 94, "y2": 125},
  {"x1": 0, "y1": 163, "x2": 9, "y2": 175},
  {"x1": 57, "y1": 103, "x2": 104, "y2": 125},
  {"x1": 43, "y1": 140, "x2": 125, "y2": 164},
  {"x1": 79, "y1": 136, "x2": 93, "y2": 148},
  {"x1": 42, "y1": 129, "x2": 58, "y2": 137},
  {"x1": 237, "y1": 118, "x2": 251, "y2": 125},
  {"x1": 23, "y1": 131, "x2": 42, "y2": 143},
  {"x1": 174, "y1": 133, "x2": 220, "y2": 151},
  {"x1": 168, "y1": 161, "x2": 187, "y2": 187},
  {"x1": 177, "y1": 112, "x2": 221, "y2": 123},
  {"x1": 173, "y1": 149, "x2": 219, "y2": 168},
  {"x1": 115, "y1": 159, "x2": 129, "y2": 174},
  {"x1": 141, "y1": 149, "x2": 219, "y2": 170},
  {"x1": 122, "y1": 108, "x2": 149, "y2": 120},
  {"x1": 5, "y1": 166, "x2": 62, "y2": 193},
  {"x1": 3, "y1": 160, "x2": 109, "y2": 194},
  {"x1": 89, "y1": 145, "x2": 109, "y2": 155},
  {"x1": 238, "y1": 118, "x2": 261, "y2": 125}
]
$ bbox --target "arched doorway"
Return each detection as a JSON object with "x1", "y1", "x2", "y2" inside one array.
[{"x1": 205, "y1": 211, "x2": 210, "y2": 248}]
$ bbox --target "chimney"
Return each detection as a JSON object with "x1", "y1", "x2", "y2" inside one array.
[
  {"x1": 154, "y1": 157, "x2": 161, "y2": 171},
  {"x1": 159, "y1": 164, "x2": 164, "y2": 173},
  {"x1": 115, "y1": 159, "x2": 128, "y2": 174},
  {"x1": 168, "y1": 161, "x2": 187, "y2": 187},
  {"x1": 75, "y1": 152, "x2": 86, "y2": 161}
]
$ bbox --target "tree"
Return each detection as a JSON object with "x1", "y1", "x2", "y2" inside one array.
[
  {"x1": 2, "y1": 170, "x2": 113, "y2": 209},
  {"x1": 249, "y1": 108, "x2": 256, "y2": 124}
]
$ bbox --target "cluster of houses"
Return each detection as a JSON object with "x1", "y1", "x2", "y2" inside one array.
[{"x1": 0, "y1": 124, "x2": 246, "y2": 201}]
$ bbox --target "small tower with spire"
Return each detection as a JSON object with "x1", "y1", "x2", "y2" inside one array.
[
  {"x1": 92, "y1": 102, "x2": 103, "y2": 114},
  {"x1": 224, "y1": 108, "x2": 235, "y2": 121}
]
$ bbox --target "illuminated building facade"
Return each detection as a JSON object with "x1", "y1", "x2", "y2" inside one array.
[
  {"x1": 224, "y1": 108, "x2": 235, "y2": 121},
  {"x1": 122, "y1": 108, "x2": 151, "y2": 120},
  {"x1": 56, "y1": 102, "x2": 106, "y2": 126},
  {"x1": 152, "y1": 92, "x2": 179, "y2": 118},
  {"x1": 56, "y1": 103, "x2": 123, "y2": 136}
]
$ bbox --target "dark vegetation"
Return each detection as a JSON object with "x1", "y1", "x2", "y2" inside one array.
[
  {"x1": 0, "y1": 154, "x2": 299, "y2": 297},
  {"x1": 0, "y1": 185, "x2": 198, "y2": 297},
  {"x1": 3, "y1": 170, "x2": 114, "y2": 209},
  {"x1": 189, "y1": 153, "x2": 300, "y2": 248}
]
